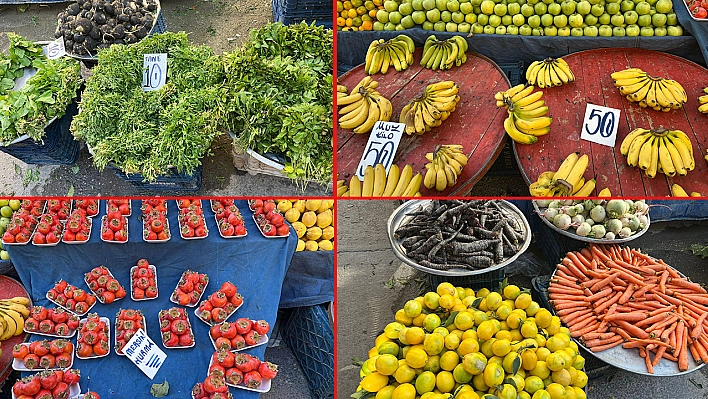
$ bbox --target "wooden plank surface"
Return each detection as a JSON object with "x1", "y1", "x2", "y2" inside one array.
[
  {"x1": 337, "y1": 49, "x2": 510, "y2": 196},
  {"x1": 515, "y1": 48, "x2": 708, "y2": 197}
]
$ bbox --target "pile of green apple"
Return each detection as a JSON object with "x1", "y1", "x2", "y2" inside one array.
[
  {"x1": 0, "y1": 199, "x2": 20, "y2": 261},
  {"x1": 373, "y1": 0, "x2": 683, "y2": 36}
]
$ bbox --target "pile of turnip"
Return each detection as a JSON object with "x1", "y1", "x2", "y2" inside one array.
[
  {"x1": 536, "y1": 199, "x2": 649, "y2": 240},
  {"x1": 55, "y1": 0, "x2": 159, "y2": 57}
]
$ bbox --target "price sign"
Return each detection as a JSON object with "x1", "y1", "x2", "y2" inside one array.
[
  {"x1": 356, "y1": 121, "x2": 404, "y2": 180},
  {"x1": 142, "y1": 53, "x2": 167, "y2": 92},
  {"x1": 45, "y1": 38, "x2": 66, "y2": 60},
  {"x1": 580, "y1": 103, "x2": 621, "y2": 147},
  {"x1": 124, "y1": 329, "x2": 166, "y2": 379}
]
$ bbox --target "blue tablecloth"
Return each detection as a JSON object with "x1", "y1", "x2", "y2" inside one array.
[
  {"x1": 280, "y1": 250, "x2": 334, "y2": 309},
  {"x1": 6, "y1": 200, "x2": 297, "y2": 398}
]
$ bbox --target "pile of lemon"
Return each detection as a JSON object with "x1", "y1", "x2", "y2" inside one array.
[
  {"x1": 356, "y1": 282, "x2": 587, "y2": 399},
  {"x1": 337, "y1": 0, "x2": 383, "y2": 31},
  {"x1": 277, "y1": 199, "x2": 334, "y2": 251}
]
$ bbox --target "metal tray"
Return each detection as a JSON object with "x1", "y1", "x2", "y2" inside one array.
[
  {"x1": 532, "y1": 201, "x2": 650, "y2": 244},
  {"x1": 550, "y1": 257, "x2": 704, "y2": 376},
  {"x1": 387, "y1": 200, "x2": 532, "y2": 276}
]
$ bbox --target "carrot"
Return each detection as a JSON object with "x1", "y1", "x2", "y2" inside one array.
[
  {"x1": 612, "y1": 326, "x2": 633, "y2": 341},
  {"x1": 584, "y1": 335, "x2": 624, "y2": 348},
  {"x1": 696, "y1": 337, "x2": 708, "y2": 363},
  {"x1": 627, "y1": 302, "x2": 659, "y2": 311},
  {"x1": 609, "y1": 259, "x2": 646, "y2": 277},
  {"x1": 662, "y1": 351, "x2": 679, "y2": 362},
  {"x1": 645, "y1": 349, "x2": 655, "y2": 374},
  {"x1": 548, "y1": 295, "x2": 589, "y2": 302},
  {"x1": 557, "y1": 308, "x2": 591, "y2": 317},
  {"x1": 551, "y1": 300, "x2": 589, "y2": 310},
  {"x1": 658, "y1": 270, "x2": 669, "y2": 294},
  {"x1": 571, "y1": 322, "x2": 604, "y2": 338},
  {"x1": 649, "y1": 305, "x2": 675, "y2": 316},
  {"x1": 675, "y1": 321, "x2": 685, "y2": 357},
  {"x1": 668, "y1": 278, "x2": 707, "y2": 293},
  {"x1": 635, "y1": 312, "x2": 671, "y2": 327},
  {"x1": 633, "y1": 284, "x2": 656, "y2": 299},
  {"x1": 594, "y1": 291, "x2": 622, "y2": 314},
  {"x1": 590, "y1": 272, "x2": 621, "y2": 292},
  {"x1": 675, "y1": 294, "x2": 708, "y2": 306},
  {"x1": 590, "y1": 338, "x2": 625, "y2": 352},
  {"x1": 556, "y1": 264, "x2": 584, "y2": 282},
  {"x1": 591, "y1": 244, "x2": 611, "y2": 263},
  {"x1": 638, "y1": 346, "x2": 647, "y2": 358},
  {"x1": 669, "y1": 330, "x2": 677, "y2": 352},
  {"x1": 646, "y1": 315, "x2": 679, "y2": 334},
  {"x1": 548, "y1": 286, "x2": 584, "y2": 295},
  {"x1": 622, "y1": 339, "x2": 671, "y2": 349},
  {"x1": 615, "y1": 320, "x2": 650, "y2": 339},
  {"x1": 689, "y1": 341, "x2": 702, "y2": 363},
  {"x1": 583, "y1": 331, "x2": 616, "y2": 340},
  {"x1": 586, "y1": 288, "x2": 613, "y2": 302},
  {"x1": 659, "y1": 260, "x2": 681, "y2": 279},
  {"x1": 690, "y1": 313, "x2": 708, "y2": 340},
  {"x1": 679, "y1": 325, "x2": 690, "y2": 371},
  {"x1": 567, "y1": 252, "x2": 590, "y2": 275},
  {"x1": 603, "y1": 312, "x2": 647, "y2": 323},
  {"x1": 568, "y1": 315, "x2": 599, "y2": 331},
  {"x1": 652, "y1": 345, "x2": 667, "y2": 367},
  {"x1": 618, "y1": 284, "x2": 636, "y2": 305}
]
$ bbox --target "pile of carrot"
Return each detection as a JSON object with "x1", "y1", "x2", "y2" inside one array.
[{"x1": 549, "y1": 243, "x2": 708, "y2": 374}]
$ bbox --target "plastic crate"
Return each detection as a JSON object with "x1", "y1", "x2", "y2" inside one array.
[
  {"x1": 106, "y1": 164, "x2": 202, "y2": 192},
  {"x1": 272, "y1": 0, "x2": 332, "y2": 28},
  {"x1": 282, "y1": 304, "x2": 334, "y2": 399},
  {"x1": 499, "y1": 61, "x2": 525, "y2": 86},
  {"x1": 487, "y1": 141, "x2": 520, "y2": 176},
  {"x1": 0, "y1": 101, "x2": 80, "y2": 165},
  {"x1": 535, "y1": 218, "x2": 587, "y2": 268},
  {"x1": 0, "y1": 260, "x2": 13, "y2": 276},
  {"x1": 425, "y1": 268, "x2": 506, "y2": 292}
]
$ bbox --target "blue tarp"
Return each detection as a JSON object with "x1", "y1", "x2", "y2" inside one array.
[
  {"x1": 6, "y1": 200, "x2": 298, "y2": 398},
  {"x1": 280, "y1": 250, "x2": 334, "y2": 309}
]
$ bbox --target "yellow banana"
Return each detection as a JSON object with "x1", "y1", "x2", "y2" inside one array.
[
  {"x1": 646, "y1": 137, "x2": 660, "y2": 178},
  {"x1": 538, "y1": 171, "x2": 555, "y2": 186},
  {"x1": 667, "y1": 132, "x2": 694, "y2": 171},
  {"x1": 516, "y1": 100, "x2": 546, "y2": 112},
  {"x1": 429, "y1": 86, "x2": 460, "y2": 98},
  {"x1": 504, "y1": 114, "x2": 538, "y2": 145},
  {"x1": 338, "y1": 91, "x2": 363, "y2": 106},
  {"x1": 361, "y1": 165, "x2": 375, "y2": 196},
  {"x1": 514, "y1": 116, "x2": 552, "y2": 132},
  {"x1": 637, "y1": 136, "x2": 655, "y2": 170},
  {"x1": 403, "y1": 173, "x2": 423, "y2": 196},
  {"x1": 371, "y1": 94, "x2": 392, "y2": 122},
  {"x1": 424, "y1": 164, "x2": 437, "y2": 189},
  {"x1": 371, "y1": 163, "x2": 386, "y2": 197},
  {"x1": 391, "y1": 164, "x2": 413, "y2": 196},
  {"x1": 337, "y1": 185, "x2": 348, "y2": 197},
  {"x1": 515, "y1": 106, "x2": 549, "y2": 119},
  {"x1": 663, "y1": 79, "x2": 687, "y2": 104},
  {"x1": 382, "y1": 164, "x2": 400, "y2": 196},
  {"x1": 611, "y1": 68, "x2": 646, "y2": 81},
  {"x1": 349, "y1": 174, "x2": 362, "y2": 197},
  {"x1": 627, "y1": 132, "x2": 653, "y2": 167},
  {"x1": 700, "y1": 103, "x2": 708, "y2": 113},
  {"x1": 0, "y1": 302, "x2": 29, "y2": 318},
  {"x1": 657, "y1": 137, "x2": 676, "y2": 177},
  {"x1": 536, "y1": 64, "x2": 548, "y2": 89},
  {"x1": 399, "y1": 103, "x2": 411, "y2": 124},
  {"x1": 572, "y1": 177, "x2": 585, "y2": 195},
  {"x1": 548, "y1": 63, "x2": 562, "y2": 86},
  {"x1": 505, "y1": 84, "x2": 526, "y2": 99},
  {"x1": 353, "y1": 97, "x2": 380, "y2": 134},
  {"x1": 514, "y1": 90, "x2": 544, "y2": 108},
  {"x1": 5, "y1": 297, "x2": 30, "y2": 306},
  {"x1": 339, "y1": 101, "x2": 370, "y2": 129},
  {"x1": 627, "y1": 80, "x2": 652, "y2": 102},
  {"x1": 364, "y1": 41, "x2": 378, "y2": 72},
  {"x1": 442, "y1": 146, "x2": 468, "y2": 166},
  {"x1": 435, "y1": 158, "x2": 448, "y2": 192},
  {"x1": 0, "y1": 309, "x2": 23, "y2": 337},
  {"x1": 553, "y1": 152, "x2": 579, "y2": 182},
  {"x1": 339, "y1": 96, "x2": 365, "y2": 115},
  {"x1": 672, "y1": 183, "x2": 689, "y2": 197},
  {"x1": 564, "y1": 154, "x2": 589, "y2": 188},
  {"x1": 598, "y1": 187, "x2": 611, "y2": 197},
  {"x1": 0, "y1": 312, "x2": 17, "y2": 341},
  {"x1": 525, "y1": 62, "x2": 544, "y2": 85},
  {"x1": 510, "y1": 86, "x2": 535, "y2": 103},
  {"x1": 620, "y1": 128, "x2": 650, "y2": 155},
  {"x1": 554, "y1": 58, "x2": 575, "y2": 82},
  {"x1": 619, "y1": 77, "x2": 651, "y2": 96},
  {"x1": 573, "y1": 179, "x2": 596, "y2": 197},
  {"x1": 369, "y1": 50, "x2": 383, "y2": 75},
  {"x1": 663, "y1": 136, "x2": 687, "y2": 176}
]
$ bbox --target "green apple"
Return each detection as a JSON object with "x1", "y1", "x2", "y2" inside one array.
[
  {"x1": 652, "y1": 13, "x2": 666, "y2": 27},
  {"x1": 528, "y1": 14, "x2": 541, "y2": 26},
  {"x1": 478, "y1": 13, "x2": 490, "y2": 24},
  {"x1": 635, "y1": 1, "x2": 650, "y2": 14},
  {"x1": 384, "y1": 0, "x2": 399, "y2": 12},
  {"x1": 606, "y1": 2, "x2": 620, "y2": 13},
  {"x1": 591, "y1": 4, "x2": 604, "y2": 16},
  {"x1": 624, "y1": 10, "x2": 638, "y2": 23},
  {"x1": 437, "y1": 0, "x2": 449, "y2": 10},
  {"x1": 489, "y1": 14, "x2": 502, "y2": 25},
  {"x1": 440, "y1": 10, "x2": 451, "y2": 20},
  {"x1": 494, "y1": 3, "x2": 508, "y2": 14},
  {"x1": 473, "y1": 5, "x2": 481, "y2": 12},
  {"x1": 544, "y1": 25, "x2": 558, "y2": 35},
  {"x1": 8, "y1": 200, "x2": 20, "y2": 211},
  {"x1": 0, "y1": 200, "x2": 7, "y2": 207},
  {"x1": 527, "y1": 0, "x2": 540, "y2": 4},
  {"x1": 481, "y1": 0, "x2": 495, "y2": 13},
  {"x1": 401, "y1": 15, "x2": 416, "y2": 27},
  {"x1": 1, "y1": 250, "x2": 9, "y2": 260},
  {"x1": 484, "y1": 24, "x2": 496, "y2": 33},
  {"x1": 547, "y1": 3, "x2": 561, "y2": 14},
  {"x1": 448, "y1": 0, "x2": 461, "y2": 10},
  {"x1": 495, "y1": 25, "x2": 507, "y2": 33},
  {"x1": 654, "y1": 26, "x2": 666, "y2": 35},
  {"x1": 400, "y1": 3, "x2": 414, "y2": 15},
  {"x1": 598, "y1": 24, "x2": 612, "y2": 35},
  {"x1": 395, "y1": 23, "x2": 406, "y2": 30},
  {"x1": 646, "y1": 0, "x2": 658, "y2": 5},
  {"x1": 569, "y1": 13, "x2": 584, "y2": 26},
  {"x1": 584, "y1": 13, "x2": 598, "y2": 24},
  {"x1": 423, "y1": 0, "x2": 437, "y2": 9},
  {"x1": 610, "y1": 13, "x2": 624, "y2": 25},
  {"x1": 521, "y1": 4, "x2": 535, "y2": 16},
  {"x1": 598, "y1": 12, "x2": 611, "y2": 24},
  {"x1": 471, "y1": 0, "x2": 482, "y2": 6},
  {"x1": 377, "y1": 9, "x2": 391, "y2": 22},
  {"x1": 384, "y1": 21, "x2": 397, "y2": 30},
  {"x1": 0, "y1": 217, "x2": 9, "y2": 229},
  {"x1": 423, "y1": 20, "x2": 435, "y2": 29},
  {"x1": 411, "y1": 10, "x2": 427, "y2": 22},
  {"x1": 620, "y1": 0, "x2": 634, "y2": 11},
  {"x1": 507, "y1": 24, "x2": 520, "y2": 33},
  {"x1": 577, "y1": 0, "x2": 592, "y2": 14},
  {"x1": 450, "y1": 10, "x2": 464, "y2": 21},
  {"x1": 427, "y1": 8, "x2": 442, "y2": 21},
  {"x1": 412, "y1": 0, "x2": 425, "y2": 10},
  {"x1": 534, "y1": 2, "x2": 548, "y2": 13},
  {"x1": 562, "y1": 0, "x2": 578, "y2": 14},
  {"x1": 0, "y1": 206, "x2": 12, "y2": 218},
  {"x1": 539, "y1": 13, "x2": 552, "y2": 25},
  {"x1": 460, "y1": 2, "x2": 475, "y2": 12},
  {"x1": 666, "y1": 12, "x2": 677, "y2": 25},
  {"x1": 554, "y1": 14, "x2": 568, "y2": 26},
  {"x1": 472, "y1": 21, "x2": 485, "y2": 31},
  {"x1": 389, "y1": 11, "x2": 403, "y2": 23},
  {"x1": 446, "y1": 21, "x2": 459, "y2": 30},
  {"x1": 465, "y1": 12, "x2": 478, "y2": 22},
  {"x1": 667, "y1": 25, "x2": 682, "y2": 35},
  {"x1": 513, "y1": 13, "x2": 526, "y2": 24},
  {"x1": 637, "y1": 14, "x2": 651, "y2": 26},
  {"x1": 508, "y1": 2, "x2": 521, "y2": 14},
  {"x1": 571, "y1": 26, "x2": 585, "y2": 35},
  {"x1": 584, "y1": 25, "x2": 599, "y2": 35},
  {"x1": 626, "y1": 23, "x2": 640, "y2": 35},
  {"x1": 501, "y1": 14, "x2": 512, "y2": 24},
  {"x1": 532, "y1": 26, "x2": 544, "y2": 35},
  {"x1": 520, "y1": 23, "x2": 533, "y2": 34},
  {"x1": 640, "y1": 26, "x2": 654, "y2": 35},
  {"x1": 542, "y1": 0, "x2": 554, "y2": 5},
  {"x1": 558, "y1": 26, "x2": 571, "y2": 35},
  {"x1": 613, "y1": 26, "x2": 626, "y2": 35},
  {"x1": 458, "y1": 21, "x2": 472, "y2": 31},
  {"x1": 373, "y1": 21, "x2": 385, "y2": 30},
  {"x1": 434, "y1": 20, "x2": 447, "y2": 29}
]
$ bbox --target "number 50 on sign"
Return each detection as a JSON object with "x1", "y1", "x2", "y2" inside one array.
[{"x1": 580, "y1": 103, "x2": 621, "y2": 148}]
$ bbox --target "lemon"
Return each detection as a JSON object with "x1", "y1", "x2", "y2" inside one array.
[
  {"x1": 571, "y1": 386, "x2": 586, "y2": 399},
  {"x1": 513, "y1": 293, "x2": 531, "y2": 310},
  {"x1": 477, "y1": 320, "x2": 497, "y2": 341},
  {"x1": 292, "y1": 221, "x2": 307, "y2": 238},
  {"x1": 439, "y1": 350, "x2": 460, "y2": 371},
  {"x1": 296, "y1": 239, "x2": 306, "y2": 251},
  {"x1": 423, "y1": 314, "x2": 442, "y2": 332},
  {"x1": 377, "y1": 354, "x2": 400, "y2": 376},
  {"x1": 521, "y1": 349, "x2": 538, "y2": 371},
  {"x1": 535, "y1": 333, "x2": 547, "y2": 348},
  {"x1": 444, "y1": 333, "x2": 461, "y2": 350},
  {"x1": 472, "y1": 373, "x2": 488, "y2": 391},
  {"x1": 392, "y1": 383, "x2": 417, "y2": 399},
  {"x1": 492, "y1": 339, "x2": 512, "y2": 357},
  {"x1": 318, "y1": 239, "x2": 333, "y2": 251},
  {"x1": 566, "y1": 367, "x2": 578, "y2": 385},
  {"x1": 424, "y1": 333, "x2": 445, "y2": 356},
  {"x1": 316, "y1": 210, "x2": 333, "y2": 228},
  {"x1": 536, "y1": 347, "x2": 550, "y2": 361},
  {"x1": 395, "y1": 309, "x2": 413, "y2": 326},
  {"x1": 376, "y1": 385, "x2": 396, "y2": 399},
  {"x1": 510, "y1": 329, "x2": 524, "y2": 342},
  {"x1": 433, "y1": 327, "x2": 449, "y2": 337},
  {"x1": 462, "y1": 352, "x2": 488, "y2": 375},
  {"x1": 423, "y1": 354, "x2": 440, "y2": 373},
  {"x1": 462, "y1": 328, "x2": 478, "y2": 340},
  {"x1": 495, "y1": 330, "x2": 512, "y2": 341},
  {"x1": 546, "y1": 383, "x2": 566, "y2": 399},
  {"x1": 406, "y1": 347, "x2": 429, "y2": 369},
  {"x1": 545, "y1": 336, "x2": 566, "y2": 353},
  {"x1": 424, "y1": 292, "x2": 441, "y2": 310},
  {"x1": 301, "y1": 211, "x2": 317, "y2": 227},
  {"x1": 463, "y1": 296, "x2": 477, "y2": 308},
  {"x1": 413, "y1": 314, "x2": 426, "y2": 327},
  {"x1": 457, "y1": 390, "x2": 481, "y2": 399},
  {"x1": 546, "y1": 353, "x2": 566, "y2": 372},
  {"x1": 415, "y1": 371, "x2": 437, "y2": 394},
  {"x1": 551, "y1": 368, "x2": 571, "y2": 387},
  {"x1": 556, "y1": 351, "x2": 573, "y2": 368},
  {"x1": 394, "y1": 363, "x2": 416, "y2": 383},
  {"x1": 483, "y1": 363, "x2": 504, "y2": 387},
  {"x1": 563, "y1": 348, "x2": 577, "y2": 365},
  {"x1": 322, "y1": 225, "x2": 334, "y2": 241},
  {"x1": 439, "y1": 294, "x2": 455, "y2": 310},
  {"x1": 506, "y1": 312, "x2": 524, "y2": 329},
  {"x1": 495, "y1": 304, "x2": 513, "y2": 320},
  {"x1": 405, "y1": 326, "x2": 425, "y2": 345},
  {"x1": 385, "y1": 322, "x2": 405, "y2": 339},
  {"x1": 378, "y1": 341, "x2": 400, "y2": 356},
  {"x1": 404, "y1": 300, "x2": 423, "y2": 318},
  {"x1": 573, "y1": 371, "x2": 588, "y2": 388},
  {"x1": 305, "y1": 240, "x2": 319, "y2": 251},
  {"x1": 525, "y1": 301, "x2": 541, "y2": 316},
  {"x1": 502, "y1": 351, "x2": 522, "y2": 373},
  {"x1": 452, "y1": 363, "x2": 474, "y2": 383},
  {"x1": 564, "y1": 387, "x2": 577, "y2": 399},
  {"x1": 529, "y1": 360, "x2": 551, "y2": 379},
  {"x1": 535, "y1": 309, "x2": 552, "y2": 328},
  {"x1": 454, "y1": 312, "x2": 475, "y2": 331},
  {"x1": 480, "y1": 338, "x2": 496, "y2": 358},
  {"x1": 521, "y1": 320, "x2": 538, "y2": 338},
  {"x1": 486, "y1": 292, "x2": 503, "y2": 310},
  {"x1": 572, "y1": 355, "x2": 585, "y2": 370},
  {"x1": 436, "y1": 371, "x2": 456, "y2": 393},
  {"x1": 455, "y1": 287, "x2": 467, "y2": 299},
  {"x1": 532, "y1": 390, "x2": 551, "y2": 399},
  {"x1": 503, "y1": 284, "x2": 522, "y2": 300},
  {"x1": 477, "y1": 288, "x2": 491, "y2": 298},
  {"x1": 496, "y1": 384, "x2": 517, "y2": 399},
  {"x1": 361, "y1": 372, "x2": 389, "y2": 392},
  {"x1": 525, "y1": 375, "x2": 545, "y2": 394},
  {"x1": 518, "y1": 392, "x2": 532, "y2": 399},
  {"x1": 473, "y1": 311, "x2": 490, "y2": 326},
  {"x1": 457, "y1": 338, "x2": 480, "y2": 357},
  {"x1": 437, "y1": 282, "x2": 457, "y2": 297},
  {"x1": 546, "y1": 317, "x2": 561, "y2": 335}
]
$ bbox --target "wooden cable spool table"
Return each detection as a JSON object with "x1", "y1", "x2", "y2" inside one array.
[
  {"x1": 337, "y1": 49, "x2": 511, "y2": 196},
  {"x1": 0, "y1": 275, "x2": 30, "y2": 388},
  {"x1": 515, "y1": 48, "x2": 708, "y2": 197}
]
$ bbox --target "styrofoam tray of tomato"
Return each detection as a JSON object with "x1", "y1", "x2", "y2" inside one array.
[
  {"x1": 211, "y1": 199, "x2": 235, "y2": 213},
  {"x1": 178, "y1": 214, "x2": 209, "y2": 240},
  {"x1": 12, "y1": 339, "x2": 75, "y2": 371},
  {"x1": 45, "y1": 199, "x2": 72, "y2": 222},
  {"x1": 23, "y1": 306, "x2": 80, "y2": 338},
  {"x1": 11, "y1": 373, "x2": 81, "y2": 399},
  {"x1": 143, "y1": 217, "x2": 171, "y2": 243},
  {"x1": 62, "y1": 210, "x2": 93, "y2": 244},
  {"x1": 131, "y1": 263, "x2": 158, "y2": 301},
  {"x1": 191, "y1": 375, "x2": 234, "y2": 399},
  {"x1": 73, "y1": 198, "x2": 100, "y2": 218},
  {"x1": 208, "y1": 319, "x2": 270, "y2": 352},
  {"x1": 76, "y1": 315, "x2": 111, "y2": 359},
  {"x1": 141, "y1": 199, "x2": 168, "y2": 214},
  {"x1": 207, "y1": 355, "x2": 275, "y2": 393},
  {"x1": 100, "y1": 215, "x2": 128, "y2": 243},
  {"x1": 214, "y1": 202, "x2": 248, "y2": 238},
  {"x1": 170, "y1": 270, "x2": 209, "y2": 307},
  {"x1": 2, "y1": 202, "x2": 44, "y2": 245},
  {"x1": 30, "y1": 213, "x2": 65, "y2": 246},
  {"x1": 158, "y1": 307, "x2": 195, "y2": 349},
  {"x1": 105, "y1": 199, "x2": 131, "y2": 216},
  {"x1": 176, "y1": 199, "x2": 203, "y2": 210},
  {"x1": 115, "y1": 309, "x2": 147, "y2": 356},
  {"x1": 84, "y1": 265, "x2": 127, "y2": 304},
  {"x1": 195, "y1": 282, "x2": 243, "y2": 326},
  {"x1": 251, "y1": 214, "x2": 289, "y2": 238},
  {"x1": 46, "y1": 280, "x2": 97, "y2": 316}
]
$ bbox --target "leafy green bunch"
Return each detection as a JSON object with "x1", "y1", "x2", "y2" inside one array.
[
  {"x1": 0, "y1": 33, "x2": 81, "y2": 144},
  {"x1": 71, "y1": 32, "x2": 225, "y2": 181}
]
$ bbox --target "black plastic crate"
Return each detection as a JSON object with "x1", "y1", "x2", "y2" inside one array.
[
  {"x1": 0, "y1": 101, "x2": 80, "y2": 165},
  {"x1": 272, "y1": 0, "x2": 332, "y2": 28},
  {"x1": 282, "y1": 304, "x2": 334, "y2": 399},
  {"x1": 487, "y1": 141, "x2": 520, "y2": 176},
  {"x1": 535, "y1": 218, "x2": 587, "y2": 268},
  {"x1": 106, "y1": 164, "x2": 202, "y2": 192},
  {"x1": 499, "y1": 61, "x2": 526, "y2": 86},
  {"x1": 425, "y1": 268, "x2": 506, "y2": 292}
]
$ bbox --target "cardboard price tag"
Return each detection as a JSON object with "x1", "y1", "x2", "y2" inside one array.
[
  {"x1": 124, "y1": 329, "x2": 166, "y2": 379},
  {"x1": 142, "y1": 53, "x2": 167, "y2": 92},
  {"x1": 580, "y1": 103, "x2": 621, "y2": 147},
  {"x1": 45, "y1": 38, "x2": 66, "y2": 60},
  {"x1": 356, "y1": 121, "x2": 405, "y2": 180}
]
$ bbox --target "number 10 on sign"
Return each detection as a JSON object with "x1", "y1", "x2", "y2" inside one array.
[
  {"x1": 580, "y1": 103, "x2": 621, "y2": 148},
  {"x1": 142, "y1": 53, "x2": 167, "y2": 92}
]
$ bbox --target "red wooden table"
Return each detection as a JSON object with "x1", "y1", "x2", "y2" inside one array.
[
  {"x1": 337, "y1": 49, "x2": 511, "y2": 196},
  {"x1": 0, "y1": 275, "x2": 30, "y2": 388},
  {"x1": 515, "y1": 48, "x2": 708, "y2": 197}
]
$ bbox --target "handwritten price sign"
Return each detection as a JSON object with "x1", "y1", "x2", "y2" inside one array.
[
  {"x1": 45, "y1": 38, "x2": 66, "y2": 60},
  {"x1": 356, "y1": 121, "x2": 404, "y2": 180},
  {"x1": 580, "y1": 103, "x2": 621, "y2": 147},
  {"x1": 124, "y1": 329, "x2": 166, "y2": 379},
  {"x1": 142, "y1": 53, "x2": 167, "y2": 92}
]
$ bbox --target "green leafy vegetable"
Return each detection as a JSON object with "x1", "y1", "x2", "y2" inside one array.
[{"x1": 691, "y1": 244, "x2": 708, "y2": 259}]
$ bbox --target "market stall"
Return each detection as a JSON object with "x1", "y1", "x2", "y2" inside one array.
[{"x1": 4, "y1": 200, "x2": 298, "y2": 398}]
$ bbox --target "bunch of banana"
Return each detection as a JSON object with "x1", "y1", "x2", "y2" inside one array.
[
  {"x1": 422, "y1": 144, "x2": 468, "y2": 192},
  {"x1": 0, "y1": 296, "x2": 31, "y2": 341},
  {"x1": 598, "y1": 187, "x2": 612, "y2": 197},
  {"x1": 420, "y1": 35, "x2": 468, "y2": 71},
  {"x1": 400, "y1": 81, "x2": 460, "y2": 135},
  {"x1": 525, "y1": 58, "x2": 575, "y2": 88},
  {"x1": 671, "y1": 184, "x2": 703, "y2": 197},
  {"x1": 495, "y1": 84, "x2": 552, "y2": 144},
  {"x1": 338, "y1": 163, "x2": 422, "y2": 197},
  {"x1": 620, "y1": 127, "x2": 695, "y2": 178},
  {"x1": 364, "y1": 35, "x2": 415, "y2": 75},
  {"x1": 337, "y1": 81, "x2": 348, "y2": 102},
  {"x1": 529, "y1": 152, "x2": 596, "y2": 197},
  {"x1": 699, "y1": 87, "x2": 708, "y2": 114},
  {"x1": 338, "y1": 76, "x2": 393, "y2": 134},
  {"x1": 611, "y1": 68, "x2": 687, "y2": 111}
]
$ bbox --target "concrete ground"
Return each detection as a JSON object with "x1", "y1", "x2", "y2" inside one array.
[
  {"x1": 0, "y1": 1, "x2": 330, "y2": 197},
  {"x1": 337, "y1": 200, "x2": 708, "y2": 399}
]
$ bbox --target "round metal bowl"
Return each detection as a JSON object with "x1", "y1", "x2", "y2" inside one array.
[
  {"x1": 550, "y1": 260, "x2": 704, "y2": 376},
  {"x1": 387, "y1": 200, "x2": 532, "y2": 276},
  {"x1": 532, "y1": 200, "x2": 650, "y2": 244}
]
